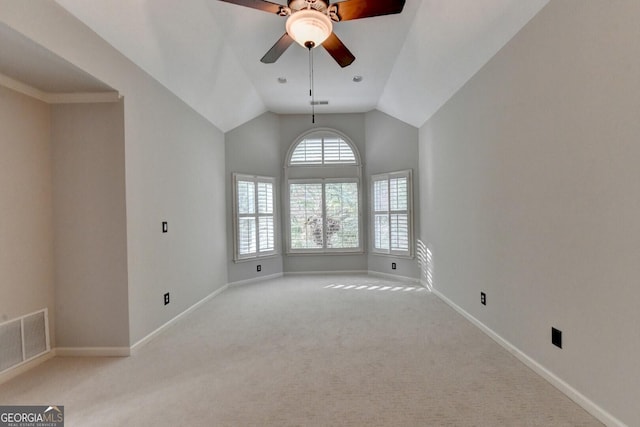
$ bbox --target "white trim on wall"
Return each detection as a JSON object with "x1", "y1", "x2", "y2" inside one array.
[
  {"x1": 56, "y1": 347, "x2": 130, "y2": 357},
  {"x1": 0, "y1": 350, "x2": 56, "y2": 386},
  {"x1": 47, "y1": 92, "x2": 121, "y2": 104},
  {"x1": 284, "y1": 270, "x2": 368, "y2": 276},
  {"x1": 368, "y1": 270, "x2": 420, "y2": 284},
  {"x1": 228, "y1": 272, "x2": 284, "y2": 288},
  {"x1": 0, "y1": 72, "x2": 120, "y2": 104}
]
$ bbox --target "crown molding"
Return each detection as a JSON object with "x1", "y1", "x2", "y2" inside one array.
[{"x1": 0, "y1": 72, "x2": 120, "y2": 104}]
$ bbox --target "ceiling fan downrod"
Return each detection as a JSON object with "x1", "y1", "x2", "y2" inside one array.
[{"x1": 308, "y1": 44, "x2": 316, "y2": 123}]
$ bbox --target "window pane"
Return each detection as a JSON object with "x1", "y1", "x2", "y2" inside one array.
[
  {"x1": 290, "y1": 138, "x2": 323, "y2": 165},
  {"x1": 257, "y1": 182, "x2": 273, "y2": 214},
  {"x1": 238, "y1": 217, "x2": 256, "y2": 255},
  {"x1": 390, "y1": 214, "x2": 409, "y2": 251},
  {"x1": 374, "y1": 179, "x2": 388, "y2": 212},
  {"x1": 390, "y1": 177, "x2": 407, "y2": 211},
  {"x1": 290, "y1": 183, "x2": 323, "y2": 248},
  {"x1": 374, "y1": 214, "x2": 389, "y2": 250},
  {"x1": 237, "y1": 180, "x2": 255, "y2": 214},
  {"x1": 325, "y1": 182, "x2": 359, "y2": 249},
  {"x1": 259, "y1": 217, "x2": 274, "y2": 252}
]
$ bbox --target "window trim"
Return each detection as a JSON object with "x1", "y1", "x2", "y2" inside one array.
[
  {"x1": 284, "y1": 129, "x2": 363, "y2": 255},
  {"x1": 232, "y1": 173, "x2": 278, "y2": 262},
  {"x1": 370, "y1": 169, "x2": 414, "y2": 258},
  {"x1": 285, "y1": 128, "x2": 361, "y2": 167}
]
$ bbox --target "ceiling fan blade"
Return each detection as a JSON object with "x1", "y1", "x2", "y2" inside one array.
[
  {"x1": 330, "y1": 0, "x2": 406, "y2": 21},
  {"x1": 261, "y1": 33, "x2": 295, "y2": 63},
  {"x1": 218, "y1": 0, "x2": 283, "y2": 14},
  {"x1": 322, "y1": 32, "x2": 355, "y2": 68}
]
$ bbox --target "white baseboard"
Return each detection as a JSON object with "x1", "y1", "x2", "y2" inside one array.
[
  {"x1": 285, "y1": 270, "x2": 368, "y2": 276},
  {"x1": 56, "y1": 347, "x2": 130, "y2": 357},
  {"x1": 430, "y1": 288, "x2": 627, "y2": 427},
  {"x1": 368, "y1": 270, "x2": 421, "y2": 283},
  {"x1": 0, "y1": 350, "x2": 56, "y2": 385},
  {"x1": 130, "y1": 284, "x2": 229, "y2": 354},
  {"x1": 228, "y1": 272, "x2": 284, "y2": 287}
]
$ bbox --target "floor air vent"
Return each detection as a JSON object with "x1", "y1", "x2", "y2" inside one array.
[{"x1": 0, "y1": 309, "x2": 50, "y2": 374}]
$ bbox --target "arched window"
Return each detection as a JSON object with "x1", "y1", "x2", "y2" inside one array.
[
  {"x1": 290, "y1": 136, "x2": 357, "y2": 165},
  {"x1": 285, "y1": 129, "x2": 362, "y2": 254}
]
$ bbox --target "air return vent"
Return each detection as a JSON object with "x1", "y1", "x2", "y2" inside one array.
[{"x1": 0, "y1": 309, "x2": 50, "y2": 374}]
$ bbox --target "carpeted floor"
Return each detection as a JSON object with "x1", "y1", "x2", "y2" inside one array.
[{"x1": 0, "y1": 275, "x2": 602, "y2": 426}]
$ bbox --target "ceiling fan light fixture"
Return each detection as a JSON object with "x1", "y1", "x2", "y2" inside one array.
[{"x1": 286, "y1": 9, "x2": 333, "y2": 49}]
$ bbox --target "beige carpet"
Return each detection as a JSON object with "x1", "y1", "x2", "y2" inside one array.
[{"x1": 0, "y1": 275, "x2": 602, "y2": 426}]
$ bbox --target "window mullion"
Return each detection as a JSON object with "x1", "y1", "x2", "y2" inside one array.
[
  {"x1": 321, "y1": 180, "x2": 327, "y2": 250},
  {"x1": 253, "y1": 179, "x2": 260, "y2": 256},
  {"x1": 386, "y1": 179, "x2": 392, "y2": 253}
]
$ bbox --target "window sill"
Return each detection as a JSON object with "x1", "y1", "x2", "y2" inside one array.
[
  {"x1": 369, "y1": 251, "x2": 414, "y2": 260},
  {"x1": 286, "y1": 250, "x2": 365, "y2": 256}
]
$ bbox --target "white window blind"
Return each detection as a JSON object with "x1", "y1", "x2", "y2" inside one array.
[
  {"x1": 290, "y1": 136, "x2": 356, "y2": 165},
  {"x1": 371, "y1": 170, "x2": 412, "y2": 257},
  {"x1": 233, "y1": 174, "x2": 277, "y2": 261},
  {"x1": 323, "y1": 138, "x2": 356, "y2": 164}
]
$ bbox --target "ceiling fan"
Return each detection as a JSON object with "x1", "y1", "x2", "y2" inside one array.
[{"x1": 218, "y1": 0, "x2": 406, "y2": 67}]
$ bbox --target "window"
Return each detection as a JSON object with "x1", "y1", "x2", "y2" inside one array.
[
  {"x1": 290, "y1": 136, "x2": 356, "y2": 165},
  {"x1": 289, "y1": 180, "x2": 360, "y2": 251},
  {"x1": 233, "y1": 174, "x2": 277, "y2": 261},
  {"x1": 285, "y1": 130, "x2": 362, "y2": 254},
  {"x1": 371, "y1": 170, "x2": 413, "y2": 257}
]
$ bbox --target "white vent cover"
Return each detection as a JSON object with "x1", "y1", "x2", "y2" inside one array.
[{"x1": 0, "y1": 309, "x2": 50, "y2": 374}]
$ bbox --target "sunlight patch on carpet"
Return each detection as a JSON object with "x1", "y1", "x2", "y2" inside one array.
[{"x1": 323, "y1": 278, "x2": 428, "y2": 293}]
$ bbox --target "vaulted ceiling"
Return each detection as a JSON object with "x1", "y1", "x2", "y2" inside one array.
[{"x1": 52, "y1": 0, "x2": 549, "y2": 132}]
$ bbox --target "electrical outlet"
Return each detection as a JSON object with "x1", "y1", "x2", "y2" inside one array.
[
  {"x1": 162, "y1": 221, "x2": 168, "y2": 233},
  {"x1": 257, "y1": 265, "x2": 262, "y2": 272},
  {"x1": 391, "y1": 262, "x2": 397, "y2": 270},
  {"x1": 552, "y1": 327, "x2": 562, "y2": 348},
  {"x1": 164, "y1": 292, "x2": 170, "y2": 305},
  {"x1": 480, "y1": 292, "x2": 486, "y2": 305}
]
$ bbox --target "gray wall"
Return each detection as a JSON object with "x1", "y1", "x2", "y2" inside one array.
[
  {"x1": 0, "y1": 85, "x2": 55, "y2": 342},
  {"x1": 123, "y1": 74, "x2": 227, "y2": 344},
  {"x1": 419, "y1": 1, "x2": 640, "y2": 425},
  {"x1": 225, "y1": 112, "x2": 284, "y2": 284},
  {"x1": 51, "y1": 101, "x2": 129, "y2": 348},
  {"x1": 226, "y1": 111, "x2": 420, "y2": 278},
  {"x1": 1, "y1": 2, "x2": 228, "y2": 346},
  {"x1": 365, "y1": 110, "x2": 419, "y2": 278}
]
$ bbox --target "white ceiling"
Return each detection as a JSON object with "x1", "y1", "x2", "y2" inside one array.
[{"x1": 51, "y1": 0, "x2": 550, "y2": 132}]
